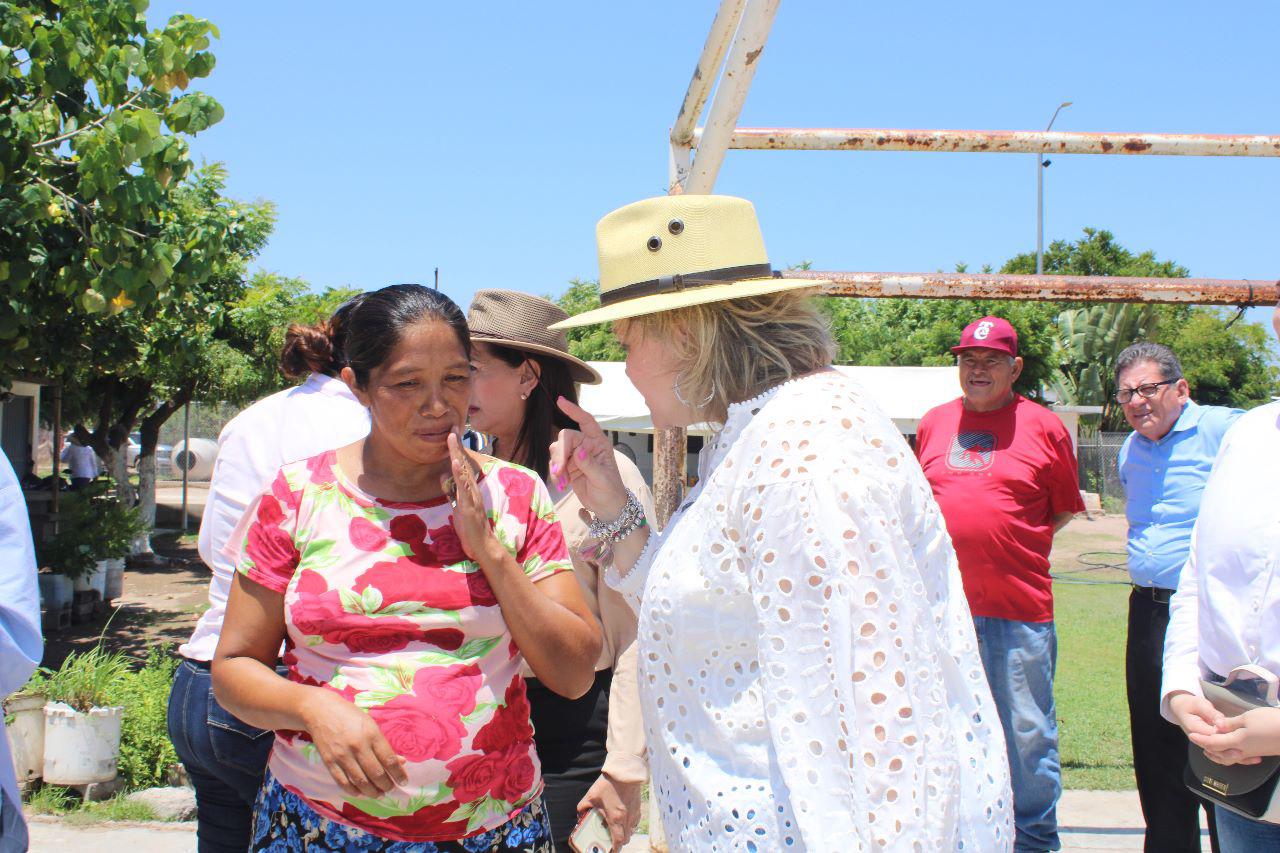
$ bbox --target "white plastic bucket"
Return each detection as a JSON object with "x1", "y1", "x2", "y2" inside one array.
[
  {"x1": 103, "y1": 558, "x2": 125, "y2": 601},
  {"x1": 5, "y1": 694, "x2": 45, "y2": 784},
  {"x1": 42, "y1": 702, "x2": 123, "y2": 784},
  {"x1": 88, "y1": 561, "x2": 108, "y2": 598},
  {"x1": 38, "y1": 574, "x2": 73, "y2": 610}
]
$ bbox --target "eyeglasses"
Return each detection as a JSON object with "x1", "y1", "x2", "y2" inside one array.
[{"x1": 1114, "y1": 378, "x2": 1178, "y2": 404}]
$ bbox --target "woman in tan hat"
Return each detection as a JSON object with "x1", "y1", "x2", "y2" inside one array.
[
  {"x1": 547, "y1": 195, "x2": 1015, "y2": 851},
  {"x1": 467, "y1": 290, "x2": 652, "y2": 852}
]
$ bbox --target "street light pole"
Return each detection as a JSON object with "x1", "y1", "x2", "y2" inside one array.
[{"x1": 1037, "y1": 100, "x2": 1073, "y2": 274}]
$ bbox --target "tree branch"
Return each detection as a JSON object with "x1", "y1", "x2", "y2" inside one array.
[{"x1": 33, "y1": 89, "x2": 146, "y2": 149}]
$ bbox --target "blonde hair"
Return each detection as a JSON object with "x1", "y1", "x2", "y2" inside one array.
[{"x1": 618, "y1": 290, "x2": 836, "y2": 424}]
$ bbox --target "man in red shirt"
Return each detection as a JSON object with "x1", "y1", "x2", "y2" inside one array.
[{"x1": 915, "y1": 316, "x2": 1084, "y2": 853}]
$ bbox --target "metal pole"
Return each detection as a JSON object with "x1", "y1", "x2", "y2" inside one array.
[
  {"x1": 684, "y1": 0, "x2": 781, "y2": 194},
  {"x1": 698, "y1": 127, "x2": 1280, "y2": 156},
  {"x1": 180, "y1": 402, "x2": 190, "y2": 533},
  {"x1": 50, "y1": 385, "x2": 61, "y2": 518},
  {"x1": 780, "y1": 269, "x2": 1276, "y2": 306},
  {"x1": 1037, "y1": 102, "x2": 1072, "y2": 275},
  {"x1": 671, "y1": 0, "x2": 747, "y2": 148},
  {"x1": 1036, "y1": 152, "x2": 1044, "y2": 274}
]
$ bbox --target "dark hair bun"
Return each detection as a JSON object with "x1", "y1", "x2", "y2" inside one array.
[{"x1": 280, "y1": 322, "x2": 337, "y2": 379}]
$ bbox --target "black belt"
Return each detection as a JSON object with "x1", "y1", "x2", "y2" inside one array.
[{"x1": 1132, "y1": 585, "x2": 1176, "y2": 605}]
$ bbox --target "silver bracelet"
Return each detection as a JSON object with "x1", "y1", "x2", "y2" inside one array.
[{"x1": 587, "y1": 490, "x2": 647, "y2": 543}]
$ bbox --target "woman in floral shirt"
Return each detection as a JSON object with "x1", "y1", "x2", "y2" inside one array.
[{"x1": 212, "y1": 285, "x2": 603, "y2": 852}]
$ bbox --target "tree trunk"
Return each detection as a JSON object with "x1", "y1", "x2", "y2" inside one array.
[
  {"x1": 134, "y1": 394, "x2": 185, "y2": 555},
  {"x1": 134, "y1": 452, "x2": 157, "y2": 555}
]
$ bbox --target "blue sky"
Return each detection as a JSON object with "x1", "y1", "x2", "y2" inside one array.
[{"x1": 147, "y1": 1, "x2": 1279, "y2": 325}]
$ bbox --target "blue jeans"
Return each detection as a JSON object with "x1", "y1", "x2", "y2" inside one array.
[
  {"x1": 1215, "y1": 808, "x2": 1280, "y2": 852},
  {"x1": 168, "y1": 658, "x2": 277, "y2": 853},
  {"x1": 973, "y1": 616, "x2": 1061, "y2": 853}
]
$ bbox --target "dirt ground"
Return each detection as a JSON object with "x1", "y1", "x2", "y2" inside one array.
[{"x1": 41, "y1": 494, "x2": 212, "y2": 670}]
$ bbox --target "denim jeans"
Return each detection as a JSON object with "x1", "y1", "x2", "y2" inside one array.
[
  {"x1": 973, "y1": 616, "x2": 1061, "y2": 853},
  {"x1": 168, "y1": 658, "x2": 277, "y2": 853},
  {"x1": 1215, "y1": 807, "x2": 1280, "y2": 852}
]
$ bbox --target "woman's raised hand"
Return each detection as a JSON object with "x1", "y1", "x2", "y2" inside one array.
[
  {"x1": 550, "y1": 397, "x2": 629, "y2": 519},
  {"x1": 445, "y1": 431, "x2": 499, "y2": 563}
]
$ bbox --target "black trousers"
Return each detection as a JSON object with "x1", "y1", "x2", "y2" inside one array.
[
  {"x1": 1127, "y1": 588, "x2": 1219, "y2": 853},
  {"x1": 526, "y1": 669, "x2": 612, "y2": 853}
]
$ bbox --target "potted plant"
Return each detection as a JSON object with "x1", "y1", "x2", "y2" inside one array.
[
  {"x1": 95, "y1": 492, "x2": 145, "y2": 603},
  {"x1": 4, "y1": 670, "x2": 49, "y2": 788},
  {"x1": 39, "y1": 646, "x2": 130, "y2": 785},
  {"x1": 36, "y1": 488, "x2": 100, "y2": 617}
]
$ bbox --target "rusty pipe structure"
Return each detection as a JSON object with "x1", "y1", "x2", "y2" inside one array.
[
  {"x1": 683, "y1": 0, "x2": 781, "y2": 194},
  {"x1": 778, "y1": 269, "x2": 1279, "y2": 306},
  {"x1": 671, "y1": 0, "x2": 747, "y2": 148},
  {"x1": 699, "y1": 127, "x2": 1280, "y2": 157}
]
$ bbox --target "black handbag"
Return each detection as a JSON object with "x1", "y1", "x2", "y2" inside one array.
[{"x1": 1184, "y1": 665, "x2": 1280, "y2": 824}]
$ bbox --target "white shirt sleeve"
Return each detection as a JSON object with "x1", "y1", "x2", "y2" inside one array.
[
  {"x1": 738, "y1": 475, "x2": 944, "y2": 849},
  {"x1": 1161, "y1": 526, "x2": 1204, "y2": 721}
]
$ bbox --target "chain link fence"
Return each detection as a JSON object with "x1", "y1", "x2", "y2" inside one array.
[
  {"x1": 1076, "y1": 431, "x2": 1129, "y2": 513},
  {"x1": 154, "y1": 401, "x2": 241, "y2": 481}
]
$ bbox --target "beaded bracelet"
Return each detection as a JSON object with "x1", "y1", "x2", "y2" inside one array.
[{"x1": 587, "y1": 489, "x2": 647, "y2": 543}]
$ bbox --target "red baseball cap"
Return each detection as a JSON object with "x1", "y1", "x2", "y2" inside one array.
[{"x1": 951, "y1": 316, "x2": 1018, "y2": 357}]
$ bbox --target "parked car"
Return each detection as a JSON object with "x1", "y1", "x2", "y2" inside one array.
[{"x1": 126, "y1": 432, "x2": 172, "y2": 470}]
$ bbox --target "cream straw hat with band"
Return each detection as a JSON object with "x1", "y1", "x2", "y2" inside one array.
[
  {"x1": 468, "y1": 289, "x2": 602, "y2": 385},
  {"x1": 549, "y1": 195, "x2": 828, "y2": 330}
]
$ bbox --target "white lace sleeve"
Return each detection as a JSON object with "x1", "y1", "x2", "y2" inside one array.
[
  {"x1": 602, "y1": 528, "x2": 659, "y2": 613},
  {"x1": 739, "y1": 474, "x2": 966, "y2": 850}
]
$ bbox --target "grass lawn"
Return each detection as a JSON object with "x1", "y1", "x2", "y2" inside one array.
[{"x1": 1050, "y1": 516, "x2": 1135, "y2": 790}]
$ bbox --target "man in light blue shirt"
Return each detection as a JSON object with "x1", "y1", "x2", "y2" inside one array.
[
  {"x1": 0, "y1": 453, "x2": 44, "y2": 852},
  {"x1": 1116, "y1": 342, "x2": 1241, "y2": 853}
]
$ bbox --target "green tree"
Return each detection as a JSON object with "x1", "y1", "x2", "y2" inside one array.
[
  {"x1": 1002, "y1": 228, "x2": 1277, "y2": 422},
  {"x1": 551, "y1": 278, "x2": 624, "y2": 361},
  {"x1": 59, "y1": 165, "x2": 276, "y2": 544},
  {"x1": 1, "y1": 1, "x2": 227, "y2": 378},
  {"x1": 1154, "y1": 307, "x2": 1277, "y2": 410},
  {"x1": 819, "y1": 287, "x2": 1061, "y2": 399}
]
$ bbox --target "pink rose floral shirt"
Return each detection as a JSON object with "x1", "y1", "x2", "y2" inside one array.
[{"x1": 235, "y1": 449, "x2": 572, "y2": 842}]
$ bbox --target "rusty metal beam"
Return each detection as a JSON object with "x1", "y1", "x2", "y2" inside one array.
[
  {"x1": 699, "y1": 127, "x2": 1280, "y2": 157},
  {"x1": 684, "y1": 0, "x2": 781, "y2": 193},
  {"x1": 671, "y1": 0, "x2": 746, "y2": 148},
  {"x1": 777, "y1": 270, "x2": 1278, "y2": 306}
]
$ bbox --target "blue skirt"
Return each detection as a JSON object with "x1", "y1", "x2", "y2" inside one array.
[{"x1": 250, "y1": 771, "x2": 554, "y2": 852}]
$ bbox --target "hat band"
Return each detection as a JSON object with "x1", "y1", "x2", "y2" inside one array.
[{"x1": 598, "y1": 263, "x2": 776, "y2": 308}]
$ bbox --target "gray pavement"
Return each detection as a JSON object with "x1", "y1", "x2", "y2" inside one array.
[{"x1": 28, "y1": 790, "x2": 1214, "y2": 851}]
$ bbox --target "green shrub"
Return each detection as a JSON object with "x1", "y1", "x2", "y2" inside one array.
[{"x1": 105, "y1": 647, "x2": 179, "y2": 790}]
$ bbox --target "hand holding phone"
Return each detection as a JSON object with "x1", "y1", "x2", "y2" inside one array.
[{"x1": 568, "y1": 808, "x2": 614, "y2": 853}]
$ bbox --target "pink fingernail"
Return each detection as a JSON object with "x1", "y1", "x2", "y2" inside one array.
[
  {"x1": 558, "y1": 478, "x2": 567, "y2": 490},
  {"x1": 577, "y1": 449, "x2": 586, "y2": 460}
]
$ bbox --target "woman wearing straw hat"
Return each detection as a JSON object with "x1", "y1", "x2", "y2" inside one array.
[
  {"x1": 466, "y1": 290, "x2": 652, "y2": 852},
  {"x1": 546, "y1": 195, "x2": 1014, "y2": 850}
]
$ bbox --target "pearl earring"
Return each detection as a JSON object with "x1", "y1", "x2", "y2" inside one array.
[{"x1": 520, "y1": 393, "x2": 528, "y2": 400}]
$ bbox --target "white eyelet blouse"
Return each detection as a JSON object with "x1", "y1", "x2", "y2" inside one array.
[{"x1": 608, "y1": 371, "x2": 1013, "y2": 851}]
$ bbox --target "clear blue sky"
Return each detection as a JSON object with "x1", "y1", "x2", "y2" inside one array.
[{"x1": 148, "y1": 1, "x2": 1279, "y2": 325}]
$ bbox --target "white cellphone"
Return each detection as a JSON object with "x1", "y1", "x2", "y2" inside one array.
[{"x1": 568, "y1": 808, "x2": 613, "y2": 853}]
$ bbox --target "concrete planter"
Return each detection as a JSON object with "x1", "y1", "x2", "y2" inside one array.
[
  {"x1": 4, "y1": 693, "x2": 46, "y2": 785},
  {"x1": 42, "y1": 702, "x2": 123, "y2": 785}
]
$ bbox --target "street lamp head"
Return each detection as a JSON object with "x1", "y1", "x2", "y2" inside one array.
[{"x1": 1061, "y1": 100, "x2": 1073, "y2": 108}]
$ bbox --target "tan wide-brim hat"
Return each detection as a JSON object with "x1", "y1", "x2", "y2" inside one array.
[
  {"x1": 550, "y1": 195, "x2": 827, "y2": 329},
  {"x1": 468, "y1": 289, "x2": 601, "y2": 385}
]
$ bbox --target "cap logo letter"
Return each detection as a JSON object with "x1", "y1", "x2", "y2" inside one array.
[{"x1": 974, "y1": 321, "x2": 994, "y2": 341}]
